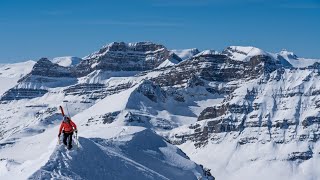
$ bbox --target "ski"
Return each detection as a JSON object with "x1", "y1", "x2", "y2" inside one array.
[{"x1": 59, "y1": 105, "x2": 65, "y2": 117}]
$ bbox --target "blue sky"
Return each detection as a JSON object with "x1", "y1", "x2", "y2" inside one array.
[{"x1": 0, "y1": 0, "x2": 319, "y2": 63}]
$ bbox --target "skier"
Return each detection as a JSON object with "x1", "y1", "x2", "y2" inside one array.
[{"x1": 58, "y1": 116, "x2": 77, "y2": 150}]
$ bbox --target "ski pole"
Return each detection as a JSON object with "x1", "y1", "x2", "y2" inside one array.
[{"x1": 76, "y1": 132, "x2": 79, "y2": 148}]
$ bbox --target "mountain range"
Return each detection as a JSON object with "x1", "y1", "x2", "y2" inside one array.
[{"x1": 1, "y1": 41, "x2": 320, "y2": 180}]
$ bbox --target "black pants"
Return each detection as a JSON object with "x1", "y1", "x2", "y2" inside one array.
[{"x1": 63, "y1": 132, "x2": 73, "y2": 149}]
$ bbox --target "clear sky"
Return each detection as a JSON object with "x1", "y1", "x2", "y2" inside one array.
[{"x1": 0, "y1": 0, "x2": 319, "y2": 63}]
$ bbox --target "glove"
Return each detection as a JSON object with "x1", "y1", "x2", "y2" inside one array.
[
  {"x1": 75, "y1": 130, "x2": 78, "y2": 133},
  {"x1": 58, "y1": 133, "x2": 61, "y2": 137}
]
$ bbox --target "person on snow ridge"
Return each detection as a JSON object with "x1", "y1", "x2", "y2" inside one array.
[{"x1": 58, "y1": 116, "x2": 77, "y2": 150}]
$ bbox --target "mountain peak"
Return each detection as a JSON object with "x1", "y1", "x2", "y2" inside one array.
[
  {"x1": 84, "y1": 41, "x2": 167, "y2": 60},
  {"x1": 79, "y1": 41, "x2": 182, "y2": 73},
  {"x1": 195, "y1": 50, "x2": 219, "y2": 57},
  {"x1": 52, "y1": 56, "x2": 82, "y2": 67},
  {"x1": 37, "y1": 57, "x2": 51, "y2": 63},
  {"x1": 278, "y1": 49, "x2": 298, "y2": 60},
  {"x1": 171, "y1": 48, "x2": 201, "y2": 60},
  {"x1": 222, "y1": 46, "x2": 267, "y2": 61}
]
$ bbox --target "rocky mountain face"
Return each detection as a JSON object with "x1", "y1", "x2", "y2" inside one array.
[
  {"x1": 29, "y1": 42, "x2": 182, "y2": 78},
  {"x1": 77, "y1": 42, "x2": 182, "y2": 76},
  {"x1": 1, "y1": 42, "x2": 320, "y2": 180},
  {"x1": 149, "y1": 53, "x2": 278, "y2": 88},
  {"x1": 0, "y1": 42, "x2": 182, "y2": 102}
]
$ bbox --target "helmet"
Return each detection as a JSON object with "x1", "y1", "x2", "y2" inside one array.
[{"x1": 63, "y1": 116, "x2": 70, "y2": 123}]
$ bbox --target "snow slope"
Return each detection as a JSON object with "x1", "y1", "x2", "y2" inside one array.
[
  {"x1": 52, "y1": 56, "x2": 82, "y2": 67},
  {"x1": 2, "y1": 42, "x2": 320, "y2": 180},
  {"x1": 194, "y1": 50, "x2": 219, "y2": 57},
  {"x1": 171, "y1": 49, "x2": 200, "y2": 60},
  {"x1": 31, "y1": 129, "x2": 209, "y2": 180},
  {"x1": 170, "y1": 68, "x2": 320, "y2": 180},
  {"x1": 223, "y1": 46, "x2": 320, "y2": 68},
  {"x1": 156, "y1": 58, "x2": 180, "y2": 68},
  {"x1": 223, "y1": 46, "x2": 267, "y2": 61},
  {"x1": 179, "y1": 140, "x2": 320, "y2": 180},
  {"x1": 0, "y1": 81, "x2": 213, "y2": 180},
  {"x1": 277, "y1": 50, "x2": 320, "y2": 68},
  {"x1": 0, "y1": 60, "x2": 35, "y2": 95}
]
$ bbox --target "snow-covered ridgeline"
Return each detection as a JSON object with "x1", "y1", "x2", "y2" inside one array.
[{"x1": 1, "y1": 42, "x2": 320, "y2": 180}]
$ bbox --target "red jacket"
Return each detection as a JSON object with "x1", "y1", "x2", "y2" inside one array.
[{"x1": 59, "y1": 119, "x2": 77, "y2": 134}]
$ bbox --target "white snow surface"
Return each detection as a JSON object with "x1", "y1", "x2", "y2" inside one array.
[
  {"x1": 169, "y1": 68, "x2": 320, "y2": 180},
  {"x1": 0, "y1": 80, "x2": 212, "y2": 180},
  {"x1": 156, "y1": 58, "x2": 180, "y2": 69},
  {"x1": 2, "y1": 44, "x2": 320, "y2": 180},
  {"x1": 179, "y1": 140, "x2": 320, "y2": 180},
  {"x1": 171, "y1": 49, "x2": 200, "y2": 60},
  {"x1": 277, "y1": 50, "x2": 320, "y2": 68},
  {"x1": 224, "y1": 46, "x2": 267, "y2": 61},
  {"x1": 52, "y1": 56, "x2": 82, "y2": 67},
  {"x1": 223, "y1": 46, "x2": 320, "y2": 67},
  {"x1": 194, "y1": 50, "x2": 219, "y2": 57},
  {"x1": 0, "y1": 60, "x2": 35, "y2": 95}
]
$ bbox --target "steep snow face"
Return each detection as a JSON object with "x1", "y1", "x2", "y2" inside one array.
[
  {"x1": 277, "y1": 50, "x2": 320, "y2": 68},
  {"x1": 156, "y1": 59, "x2": 177, "y2": 68},
  {"x1": 171, "y1": 48, "x2": 200, "y2": 60},
  {"x1": 170, "y1": 68, "x2": 320, "y2": 180},
  {"x1": 0, "y1": 60, "x2": 36, "y2": 95},
  {"x1": 156, "y1": 55, "x2": 181, "y2": 69},
  {"x1": 52, "y1": 56, "x2": 82, "y2": 67},
  {"x1": 223, "y1": 46, "x2": 268, "y2": 61}
]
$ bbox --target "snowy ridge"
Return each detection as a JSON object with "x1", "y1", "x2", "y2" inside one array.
[
  {"x1": 156, "y1": 57, "x2": 180, "y2": 69},
  {"x1": 31, "y1": 132, "x2": 209, "y2": 180},
  {"x1": 222, "y1": 46, "x2": 268, "y2": 61},
  {"x1": 194, "y1": 50, "x2": 219, "y2": 57},
  {"x1": 0, "y1": 80, "x2": 214, "y2": 180},
  {"x1": 222, "y1": 46, "x2": 320, "y2": 68}
]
